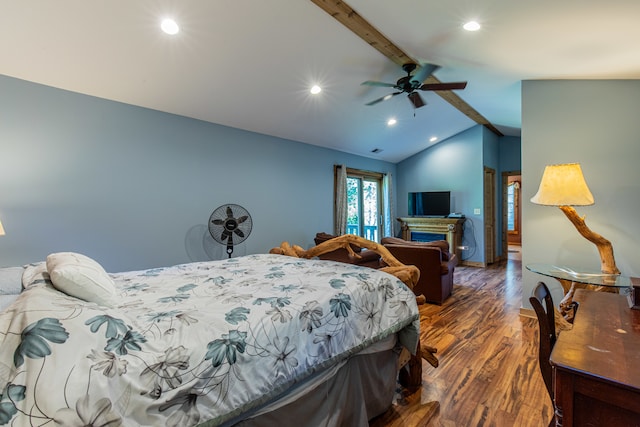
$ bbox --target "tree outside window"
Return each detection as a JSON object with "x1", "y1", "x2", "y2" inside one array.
[{"x1": 345, "y1": 172, "x2": 382, "y2": 241}]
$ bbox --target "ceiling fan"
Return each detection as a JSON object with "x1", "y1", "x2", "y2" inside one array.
[
  {"x1": 362, "y1": 62, "x2": 467, "y2": 109},
  {"x1": 310, "y1": 0, "x2": 502, "y2": 135}
]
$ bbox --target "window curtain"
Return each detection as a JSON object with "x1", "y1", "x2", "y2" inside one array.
[
  {"x1": 334, "y1": 164, "x2": 348, "y2": 235},
  {"x1": 383, "y1": 172, "x2": 394, "y2": 237}
]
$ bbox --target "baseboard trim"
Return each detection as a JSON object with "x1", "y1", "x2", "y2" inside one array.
[{"x1": 460, "y1": 260, "x2": 484, "y2": 268}]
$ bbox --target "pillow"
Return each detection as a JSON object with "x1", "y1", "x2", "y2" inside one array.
[
  {"x1": 0, "y1": 266, "x2": 25, "y2": 295},
  {"x1": 46, "y1": 252, "x2": 117, "y2": 307},
  {"x1": 22, "y1": 262, "x2": 51, "y2": 290}
]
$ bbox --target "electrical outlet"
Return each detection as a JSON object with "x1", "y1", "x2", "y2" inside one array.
[{"x1": 474, "y1": 208, "x2": 481, "y2": 215}]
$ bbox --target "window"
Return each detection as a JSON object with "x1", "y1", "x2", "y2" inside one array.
[
  {"x1": 342, "y1": 168, "x2": 384, "y2": 241},
  {"x1": 507, "y1": 181, "x2": 520, "y2": 233}
]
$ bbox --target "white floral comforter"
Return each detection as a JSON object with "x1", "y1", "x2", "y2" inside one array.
[{"x1": 0, "y1": 254, "x2": 419, "y2": 427}]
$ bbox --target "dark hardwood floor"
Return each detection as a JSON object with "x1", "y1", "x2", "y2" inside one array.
[{"x1": 371, "y1": 250, "x2": 552, "y2": 427}]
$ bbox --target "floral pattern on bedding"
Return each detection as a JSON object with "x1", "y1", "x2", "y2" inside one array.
[{"x1": 0, "y1": 254, "x2": 419, "y2": 427}]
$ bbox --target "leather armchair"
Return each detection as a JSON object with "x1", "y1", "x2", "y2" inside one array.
[
  {"x1": 381, "y1": 237, "x2": 457, "y2": 304},
  {"x1": 313, "y1": 232, "x2": 383, "y2": 269}
]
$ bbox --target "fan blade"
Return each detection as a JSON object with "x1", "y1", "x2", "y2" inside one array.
[
  {"x1": 212, "y1": 219, "x2": 225, "y2": 225},
  {"x1": 365, "y1": 92, "x2": 401, "y2": 106},
  {"x1": 234, "y1": 229, "x2": 245, "y2": 238},
  {"x1": 407, "y1": 92, "x2": 426, "y2": 109},
  {"x1": 409, "y1": 63, "x2": 440, "y2": 87},
  {"x1": 226, "y1": 206, "x2": 233, "y2": 218},
  {"x1": 420, "y1": 82, "x2": 467, "y2": 91},
  {"x1": 361, "y1": 80, "x2": 396, "y2": 88},
  {"x1": 236, "y1": 215, "x2": 248, "y2": 224}
]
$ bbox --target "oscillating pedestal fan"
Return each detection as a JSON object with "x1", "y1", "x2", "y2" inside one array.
[{"x1": 208, "y1": 204, "x2": 253, "y2": 258}]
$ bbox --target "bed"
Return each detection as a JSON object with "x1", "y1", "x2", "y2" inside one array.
[{"x1": 0, "y1": 249, "x2": 420, "y2": 426}]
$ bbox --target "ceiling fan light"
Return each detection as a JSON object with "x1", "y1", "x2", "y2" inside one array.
[{"x1": 310, "y1": 85, "x2": 321, "y2": 94}]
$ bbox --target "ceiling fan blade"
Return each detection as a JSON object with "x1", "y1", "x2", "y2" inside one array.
[
  {"x1": 365, "y1": 92, "x2": 401, "y2": 106},
  {"x1": 409, "y1": 63, "x2": 440, "y2": 87},
  {"x1": 407, "y1": 92, "x2": 426, "y2": 109},
  {"x1": 420, "y1": 82, "x2": 468, "y2": 91},
  {"x1": 310, "y1": 0, "x2": 502, "y2": 136},
  {"x1": 361, "y1": 80, "x2": 396, "y2": 88}
]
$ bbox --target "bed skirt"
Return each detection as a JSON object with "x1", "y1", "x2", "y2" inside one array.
[{"x1": 226, "y1": 348, "x2": 399, "y2": 426}]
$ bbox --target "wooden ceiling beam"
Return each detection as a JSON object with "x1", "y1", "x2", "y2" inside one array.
[{"x1": 310, "y1": 0, "x2": 503, "y2": 137}]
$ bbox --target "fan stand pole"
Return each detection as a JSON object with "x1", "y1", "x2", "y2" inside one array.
[{"x1": 226, "y1": 235, "x2": 234, "y2": 258}]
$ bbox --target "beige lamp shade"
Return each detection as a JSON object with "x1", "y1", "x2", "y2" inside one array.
[
  {"x1": 530, "y1": 163, "x2": 594, "y2": 206},
  {"x1": 0, "y1": 220, "x2": 4, "y2": 236}
]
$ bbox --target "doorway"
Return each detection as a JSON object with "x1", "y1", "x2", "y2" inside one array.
[{"x1": 502, "y1": 171, "x2": 522, "y2": 260}]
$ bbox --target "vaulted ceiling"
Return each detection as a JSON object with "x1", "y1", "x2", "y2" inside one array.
[{"x1": 2, "y1": 1, "x2": 639, "y2": 163}]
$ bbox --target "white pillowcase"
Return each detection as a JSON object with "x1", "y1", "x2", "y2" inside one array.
[
  {"x1": 46, "y1": 252, "x2": 117, "y2": 307},
  {"x1": 22, "y1": 262, "x2": 50, "y2": 290},
  {"x1": 0, "y1": 266, "x2": 25, "y2": 295}
]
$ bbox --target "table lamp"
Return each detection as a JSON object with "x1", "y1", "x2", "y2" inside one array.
[{"x1": 530, "y1": 163, "x2": 619, "y2": 275}]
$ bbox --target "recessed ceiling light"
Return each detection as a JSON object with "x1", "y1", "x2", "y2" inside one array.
[
  {"x1": 387, "y1": 118, "x2": 397, "y2": 126},
  {"x1": 463, "y1": 21, "x2": 481, "y2": 31},
  {"x1": 161, "y1": 18, "x2": 179, "y2": 35},
  {"x1": 429, "y1": 136, "x2": 438, "y2": 142},
  {"x1": 310, "y1": 85, "x2": 321, "y2": 95}
]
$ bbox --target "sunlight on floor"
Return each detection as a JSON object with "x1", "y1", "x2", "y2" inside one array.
[{"x1": 508, "y1": 245, "x2": 521, "y2": 261}]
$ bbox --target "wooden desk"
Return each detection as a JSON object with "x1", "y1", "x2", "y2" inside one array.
[{"x1": 550, "y1": 289, "x2": 640, "y2": 426}]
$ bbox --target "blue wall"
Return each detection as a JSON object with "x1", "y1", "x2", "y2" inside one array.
[
  {"x1": 396, "y1": 126, "x2": 522, "y2": 265},
  {"x1": 396, "y1": 125, "x2": 487, "y2": 264},
  {"x1": 0, "y1": 74, "x2": 525, "y2": 273},
  {"x1": 0, "y1": 75, "x2": 397, "y2": 271},
  {"x1": 499, "y1": 136, "x2": 522, "y2": 172},
  {"x1": 521, "y1": 79, "x2": 640, "y2": 309}
]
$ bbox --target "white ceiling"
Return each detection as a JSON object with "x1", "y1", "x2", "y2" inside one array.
[{"x1": 2, "y1": 1, "x2": 640, "y2": 163}]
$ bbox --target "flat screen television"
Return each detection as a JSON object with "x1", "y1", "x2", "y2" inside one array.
[{"x1": 408, "y1": 191, "x2": 451, "y2": 217}]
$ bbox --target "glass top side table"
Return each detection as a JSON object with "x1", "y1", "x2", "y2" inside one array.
[
  {"x1": 526, "y1": 263, "x2": 632, "y2": 323},
  {"x1": 526, "y1": 263, "x2": 631, "y2": 288}
]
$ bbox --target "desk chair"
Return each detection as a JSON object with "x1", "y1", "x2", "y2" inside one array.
[{"x1": 530, "y1": 281, "x2": 557, "y2": 427}]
